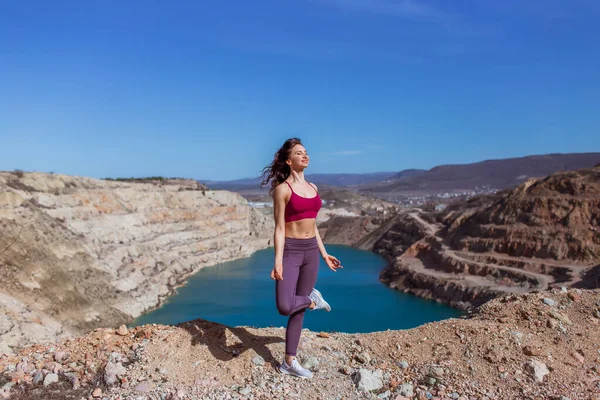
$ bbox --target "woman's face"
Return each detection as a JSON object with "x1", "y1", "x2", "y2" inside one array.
[{"x1": 287, "y1": 144, "x2": 309, "y2": 169}]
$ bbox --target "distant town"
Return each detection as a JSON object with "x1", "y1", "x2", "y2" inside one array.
[
  {"x1": 382, "y1": 185, "x2": 498, "y2": 209},
  {"x1": 248, "y1": 186, "x2": 498, "y2": 212}
]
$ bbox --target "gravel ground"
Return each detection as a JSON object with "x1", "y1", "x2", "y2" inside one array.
[{"x1": 2, "y1": 288, "x2": 600, "y2": 400}]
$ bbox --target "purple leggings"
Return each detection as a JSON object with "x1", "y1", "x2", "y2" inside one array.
[{"x1": 275, "y1": 237, "x2": 320, "y2": 356}]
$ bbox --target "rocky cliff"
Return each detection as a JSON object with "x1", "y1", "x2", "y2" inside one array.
[
  {"x1": 318, "y1": 213, "x2": 399, "y2": 250},
  {"x1": 445, "y1": 166, "x2": 600, "y2": 262},
  {"x1": 323, "y1": 166, "x2": 600, "y2": 310},
  {"x1": 0, "y1": 172, "x2": 273, "y2": 355}
]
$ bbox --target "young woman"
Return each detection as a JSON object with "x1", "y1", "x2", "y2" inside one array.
[{"x1": 260, "y1": 137, "x2": 343, "y2": 379}]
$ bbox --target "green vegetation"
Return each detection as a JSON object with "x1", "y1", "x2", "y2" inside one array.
[
  {"x1": 102, "y1": 176, "x2": 209, "y2": 191},
  {"x1": 102, "y1": 176, "x2": 180, "y2": 182}
]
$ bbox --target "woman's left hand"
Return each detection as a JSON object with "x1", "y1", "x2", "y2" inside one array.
[{"x1": 324, "y1": 254, "x2": 343, "y2": 272}]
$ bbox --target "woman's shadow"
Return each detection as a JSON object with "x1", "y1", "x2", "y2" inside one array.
[{"x1": 178, "y1": 318, "x2": 284, "y2": 367}]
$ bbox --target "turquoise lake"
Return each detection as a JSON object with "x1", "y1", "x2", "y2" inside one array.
[{"x1": 133, "y1": 245, "x2": 462, "y2": 332}]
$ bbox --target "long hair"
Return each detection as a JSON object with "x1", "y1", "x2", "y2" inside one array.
[{"x1": 260, "y1": 137, "x2": 303, "y2": 196}]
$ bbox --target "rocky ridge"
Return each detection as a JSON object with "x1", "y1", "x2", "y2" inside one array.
[
  {"x1": 360, "y1": 152, "x2": 600, "y2": 195},
  {"x1": 323, "y1": 166, "x2": 600, "y2": 310},
  {"x1": 0, "y1": 172, "x2": 273, "y2": 355},
  {"x1": 376, "y1": 166, "x2": 600, "y2": 309},
  {"x1": 444, "y1": 167, "x2": 600, "y2": 262},
  {"x1": 1, "y1": 289, "x2": 599, "y2": 399}
]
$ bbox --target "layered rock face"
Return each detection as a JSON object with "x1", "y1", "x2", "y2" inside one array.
[
  {"x1": 446, "y1": 167, "x2": 600, "y2": 262},
  {"x1": 0, "y1": 172, "x2": 273, "y2": 355},
  {"x1": 376, "y1": 166, "x2": 600, "y2": 309},
  {"x1": 318, "y1": 212, "x2": 400, "y2": 250},
  {"x1": 322, "y1": 166, "x2": 600, "y2": 309}
]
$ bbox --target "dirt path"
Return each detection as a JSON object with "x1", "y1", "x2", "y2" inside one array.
[
  {"x1": 408, "y1": 212, "x2": 439, "y2": 236},
  {"x1": 452, "y1": 250, "x2": 592, "y2": 286},
  {"x1": 403, "y1": 212, "x2": 588, "y2": 292},
  {"x1": 400, "y1": 256, "x2": 533, "y2": 294},
  {"x1": 445, "y1": 249, "x2": 550, "y2": 290}
]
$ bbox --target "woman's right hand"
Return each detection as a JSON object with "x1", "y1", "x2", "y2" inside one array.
[{"x1": 271, "y1": 264, "x2": 283, "y2": 280}]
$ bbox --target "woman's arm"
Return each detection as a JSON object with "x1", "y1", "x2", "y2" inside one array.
[
  {"x1": 271, "y1": 184, "x2": 288, "y2": 280},
  {"x1": 315, "y1": 226, "x2": 328, "y2": 259},
  {"x1": 315, "y1": 225, "x2": 343, "y2": 271},
  {"x1": 312, "y1": 182, "x2": 343, "y2": 271},
  {"x1": 309, "y1": 182, "x2": 327, "y2": 258}
]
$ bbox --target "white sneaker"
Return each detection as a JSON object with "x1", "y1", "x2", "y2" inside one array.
[
  {"x1": 278, "y1": 359, "x2": 313, "y2": 378},
  {"x1": 309, "y1": 288, "x2": 331, "y2": 312}
]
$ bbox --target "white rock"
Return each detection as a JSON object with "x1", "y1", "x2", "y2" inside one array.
[
  {"x1": 251, "y1": 356, "x2": 265, "y2": 366},
  {"x1": 525, "y1": 359, "x2": 549, "y2": 383},
  {"x1": 43, "y1": 373, "x2": 59, "y2": 386},
  {"x1": 398, "y1": 383, "x2": 414, "y2": 397},
  {"x1": 301, "y1": 356, "x2": 319, "y2": 370},
  {"x1": 378, "y1": 390, "x2": 391, "y2": 399},
  {"x1": 543, "y1": 298, "x2": 556, "y2": 306},
  {"x1": 104, "y1": 361, "x2": 127, "y2": 386},
  {"x1": 353, "y1": 368, "x2": 383, "y2": 392}
]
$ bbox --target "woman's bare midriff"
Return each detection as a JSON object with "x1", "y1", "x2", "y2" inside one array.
[{"x1": 285, "y1": 218, "x2": 317, "y2": 239}]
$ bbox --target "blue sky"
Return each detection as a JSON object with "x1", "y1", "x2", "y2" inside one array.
[{"x1": 1, "y1": 1, "x2": 599, "y2": 180}]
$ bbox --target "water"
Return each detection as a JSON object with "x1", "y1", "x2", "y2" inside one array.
[{"x1": 133, "y1": 245, "x2": 462, "y2": 332}]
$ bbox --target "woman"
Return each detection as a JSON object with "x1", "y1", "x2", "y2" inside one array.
[{"x1": 260, "y1": 137, "x2": 343, "y2": 379}]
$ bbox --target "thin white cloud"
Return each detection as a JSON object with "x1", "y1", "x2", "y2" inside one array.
[
  {"x1": 321, "y1": 0, "x2": 451, "y2": 22},
  {"x1": 322, "y1": 150, "x2": 363, "y2": 156}
]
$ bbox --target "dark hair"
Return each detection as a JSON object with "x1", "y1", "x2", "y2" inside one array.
[{"x1": 260, "y1": 137, "x2": 303, "y2": 196}]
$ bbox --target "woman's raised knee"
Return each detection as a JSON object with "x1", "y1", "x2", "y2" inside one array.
[{"x1": 277, "y1": 302, "x2": 293, "y2": 316}]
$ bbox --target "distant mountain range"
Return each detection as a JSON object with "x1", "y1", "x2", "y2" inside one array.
[
  {"x1": 203, "y1": 152, "x2": 600, "y2": 194},
  {"x1": 203, "y1": 172, "x2": 398, "y2": 190},
  {"x1": 388, "y1": 169, "x2": 426, "y2": 181},
  {"x1": 360, "y1": 152, "x2": 600, "y2": 194}
]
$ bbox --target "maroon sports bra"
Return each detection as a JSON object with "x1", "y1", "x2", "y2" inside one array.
[{"x1": 283, "y1": 181, "x2": 322, "y2": 223}]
